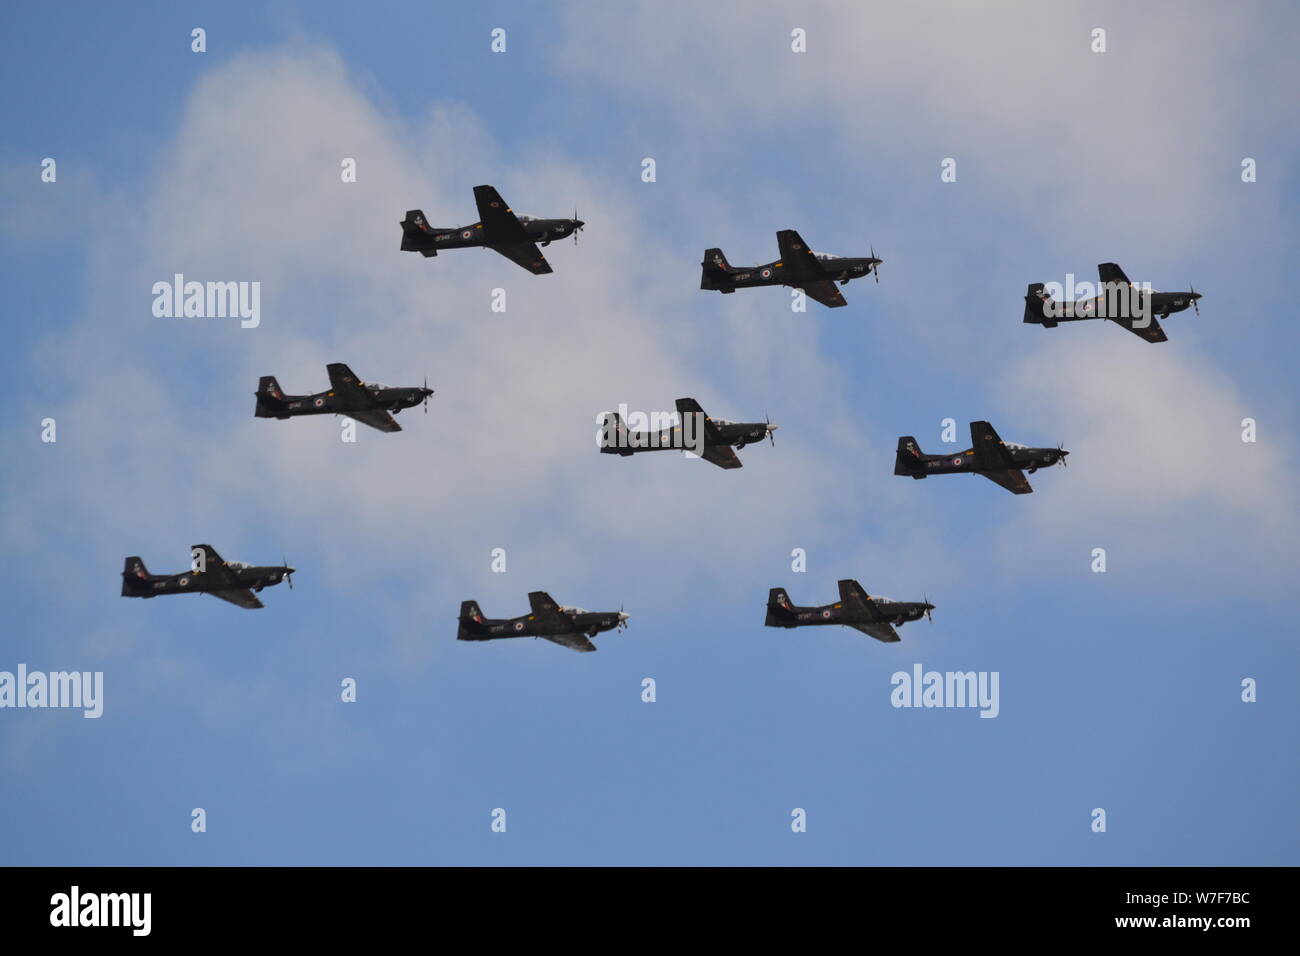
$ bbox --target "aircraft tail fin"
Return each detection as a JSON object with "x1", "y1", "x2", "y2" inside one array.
[
  {"x1": 400, "y1": 209, "x2": 438, "y2": 257},
  {"x1": 1024, "y1": 282, "x2": 1054, "y2": 326},
  {"x1": 700, "y1": 248, "x2": 734, "y2": 291},
  {"x1": 255, "y1": 376, "x2": 290, "y2": 418},
  {"x1": 765, "y1": 587, "x2": 797, "y2": 627},
  {"x1": 894, "y1": 436, "x2": 927, "y2": 478},
  {"x1": 457, "y1": 600, "x2": 489, "y2": 641},
  {"x1": 121, "y1": 556, "x2": 151, "y2": 596}
]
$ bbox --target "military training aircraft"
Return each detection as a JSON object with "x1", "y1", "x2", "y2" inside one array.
[
  {"x1": 764, "y1": 579, "x2": 934, "y2": 643},
  {"x1": 456, "y1": 592, "x2": 629, "y2": 653},
  {"x1": 894, "y1": 420, "x2": 1068, "y2": 495},
  {"x1": 120, "y1": 544, "x2": 294, "y2": 610},
  {"x1": 1024, "y1": 262, "x2": 1202, "y2": 343},
  {"x1": 599, "y1": 397, "x2": 777, "y2": 469},
  {"x1": 399, "y1": 184, "x2": 584, "y2": 274},
  {"x1": 255, "y1": 362, "x2": 433, "y2": 433},
  {"x1": 699, "y1": 228, "x2": 881, "y2": 308}
]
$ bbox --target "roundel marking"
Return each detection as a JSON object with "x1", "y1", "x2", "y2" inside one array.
[
  {"x1": 760, "y1": 268, "x2": 772, "y2": 279},
  {"x1": 462, "y1": 229, "x2": 472, "y2": 239},
  {"x1": 514, "y1": 621, "x2": 525, "y2": 631},
  {"x1": 179, "y1": 576, "x2": 190, "y2": 586},
  {"x1": 314, "y1": 397, "x2": 325, "y2": 408},
  {"x1": 821, "y1": 609, "x2": 831, "y2": 619},
  {"x1": 951, "y1": 456, "x2": 964, "y2": 466}
]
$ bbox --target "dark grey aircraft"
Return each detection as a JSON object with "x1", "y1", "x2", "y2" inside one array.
[
  {"x1": 599, "y1": 397, "x2": 777, "y2": 469},
  {"x1": 255, "y1": 363, "x2": 432, "y2": 433},
  {"x1": 1025, "y1": 262, "x2": 1202, "y2": 343},
  {"x1": 700, "y1": 228, "x2": 881, "y2": 308},
  {"x1": 121, "y1": 544, "x2": 294, "y2": 610},
  {"x1": 457, "y1": 592, "x2": 629, "y2": 653},
  {"x1": 894, "y1": 420, "x2": 1068, "y2": 495},
  {"x1": 765, "y1": 579, "x2": 933, "y2": 643},
  {"x1": 399, "y1": 184, "x2": 584, "y2": 274}
]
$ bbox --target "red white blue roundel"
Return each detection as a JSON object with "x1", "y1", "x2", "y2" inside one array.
[
  {"x1": 760, "y1": 267, "x2": 772, "y2": 279},
  {"x1": 179, "y1": 576, "x2": 189, "y2": 586},
  {"x1": 514, "y1": 621, "x2": 524, "y2": 631},
  {"x1": 461, "y1": 229, "x2": 472, "y2": 239},
  {"x1": 951, "y1": 456, "x2": 964, "y2": 466},
  {"x1": 314, "y1": 397, "x2": 325, "y2": 408},
  {"x1": 821, "y1": 609, "x2": 831, "y2": 619}
]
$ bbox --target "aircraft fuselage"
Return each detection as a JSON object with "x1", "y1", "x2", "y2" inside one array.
[
  {"x1": 712, "y1": 256, "x2": 879, "y2": 290},
  {"x1": 899, "y1": 441, "x2": 1066, "y2": 477},
  {"x1": 122, "y1": 563, "x2": 291, "y2": 598}
]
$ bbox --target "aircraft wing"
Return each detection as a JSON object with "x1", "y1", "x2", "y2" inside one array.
[
  {"x1": 1097, "y1": 262, "x2": 1131, "y2": 286},
  {"x1": 836, "y1": 581, "x2": 900, "y2": 641},
  {"x1": 473, "y1": 185, "x2": 532, "y2": 244},
  {"x1": 798, "y1": 279, "x2": 848, "y2": 309},
  {"x1": 326, "y1": 363, "x2": 371, "y2": 401},
  {"x1": 191, "y1": 544, "x2": 243, "y2": 588},
  {"x1": 970, "y1": 421, "x2": 1018, "y2": 471},
  {"x1": 847, "y1": 621, "x2": 901, "y2": 643},
  {"x1": 540, "y1": 631, "x2": 598, "y2": 653},
  {"x1": 1108, "y1": 312, "x2": 1168, "y2": 343},
  {"x1": 980, "y1": 468, "x2": 1033, "y2": 495},
  {"x1": 775, "y1": 229, "x2": 825, "y2": 280},
  {"x1": 675, "y1": 398, "x2": 723, "y2": 442},
  {"x1": 838, "y1": 579, "x2": 886, "y2": 617},
  {"x1": 675, "y1": 398, "x2": 742, "y2": 468},
  {"x1": 527, "y1": 591, "x2": 574, "y2": 632},
  {"x1": 349, "y1": 408, "x2": 402, "y2": 433},
  {"x1": 969, "y1": 421, "x2": 1033, "y2": 494},
  {"x1": 700, "y1": 443, "x2": 743, "y2": 469},
  {"x1": 208, "y1": 588, "x2": 264, "y2": 610},
  {"x1": 490, "y1": 242, "x2": 553, "y2": 275}
]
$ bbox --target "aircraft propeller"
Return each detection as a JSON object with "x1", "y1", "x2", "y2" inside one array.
[
  {"x1": 871, "y1": 244, "x2": 880, "y2": 283},
  {"x1": 766, "y1": 412, "x2": 776, "y2": 446},
  {"x1": 923, "y1": 593, "x2": 933, "y2": 623},
  {"x1": 1189, "y1": 283, "x2": 1200, "y2": 315},
  {"x1": 283, "y1": 557, "x2": 294, "y2": 590},
  {"x1": 573, "y1": 208, "x2": 583, "y2": 244},
  {"x1": 423, "y1": 375, "x2": 430, "y2": 413},
  {"x1": 1057, "y1": 443, "x2": 1068, "y2": 467},
  {"x1": 617, "y1": 603, "x2": 629, "y2": 631}
]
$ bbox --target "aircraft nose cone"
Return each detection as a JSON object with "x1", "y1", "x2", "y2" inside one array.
[
  {"x1": 767, "y1": 423, "x2": 779, "y2": 433},
  {"x1": 285, "y1": 567, "x2": 296, "y2": 575},
  {"x1": 574, "y1": 220, "x2": 585, "y2": 230},
  {"x1": 618, "y1": 612, "x2": 629, "y2": 622},
  {"x1": 1191, "y1": 292, "x2": 1203, "y2": 300}
]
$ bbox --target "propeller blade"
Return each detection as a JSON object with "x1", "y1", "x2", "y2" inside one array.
[
  {"x1": 766, "y1": 412, "x2": 775, "y2": 446},
  {"x1": 1190, "y1": 283, "x2": 1199, "y2": 315},
  {"x1": 871, "y1": 244, "x2": 879, "y2": 283},
  {"x1": 423, "y1": 375, "x2": 429, "y2": 413},
  {"x1": 923, "y1": 593, "x2": 932, "y2": 622},
  {"x1": 284, "y1": 557, "x2": 293, "y2": 589}
]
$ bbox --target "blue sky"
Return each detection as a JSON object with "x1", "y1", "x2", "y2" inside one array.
[{"x1": 1, "y1": 1, "x2": 1297, "y2": 865}]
